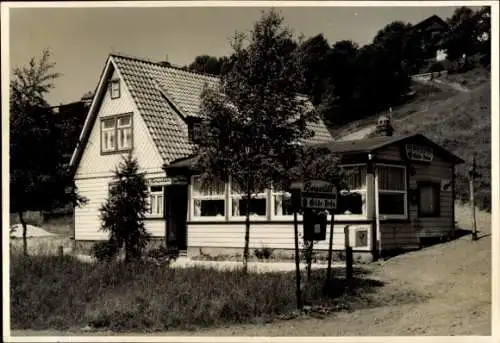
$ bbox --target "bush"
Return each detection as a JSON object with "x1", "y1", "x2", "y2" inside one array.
[
  {"x1": 91, "y1": 240, "x2": 119, "y2": 262},
  {"x1": 254, "y1": 246, "x2": 274, "y2": 260},
  {"x1": 429, "y1": 61, "x2": 445, "y2": 73}
]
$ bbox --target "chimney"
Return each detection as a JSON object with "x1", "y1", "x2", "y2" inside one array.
[{"x1": 375, "y1": 108, "x2": 394, "y2": 137}]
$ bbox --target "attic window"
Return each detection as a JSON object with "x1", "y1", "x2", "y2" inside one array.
[
  {"x1": 188, "y1": 120, "x2": 203, "y2": 143},
  {"x1": 101, "y1": 113, "x2": 133, "y2": 154},
  {"x1": 109, "y1": 79, "x2": 120, "y2": 99}
]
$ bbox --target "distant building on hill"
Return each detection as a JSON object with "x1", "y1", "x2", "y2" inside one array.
[{"x1": 412, "y1": 14, "x2": 450, "y2": 62}]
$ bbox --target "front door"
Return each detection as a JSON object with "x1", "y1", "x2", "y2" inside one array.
[{"x1": 165, "y1": 185, "x2": 188, "y2": 252}]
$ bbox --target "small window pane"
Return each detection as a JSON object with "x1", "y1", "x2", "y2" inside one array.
[
  {"x1": 378, "y1": 167, "x2": 405, "y2": 191},
  {"x1": 118, "y1": 115, "x2": 131, "y2": 127},
  {"x1": 274, "y1": 193, "x2": 293, "y2": 216},
  {"x1": 102, "y1": 118, "x2": 116, "y2": 129},
  {"x1": 343, "y1": 166, "x2": 367, "y2": 190},
  {"x1": 336, "y1": 192, "x2": 364, "y2": 215},
  {"x1": 234, "y1": 198, "x2": 266, "y2": 216},
  {"x1": 150, "y1": 186, "x2": 163, "y2": 193},
  {"x1": 192, "y1": 177, "x2": 225, "y2": 196},
  {"x1": 379, "y1": 193, "x2": 405, "y2": 215},
  {"x1": 194, "y1": 199, "x2": 225, "y2": 217}
]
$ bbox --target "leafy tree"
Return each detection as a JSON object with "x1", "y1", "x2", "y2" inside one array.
[
  {"x1": 442, "y1": 7, "x2": 481, "y2": 64},
  {"x1": 296, "y1": 34, "x2": 331, "y2": 105},
  {"x1": 188, "y1": 55, "x2": 223, "y2": 75},
  {"x1": 324, "y1": 40, "x2": 359, "y2": 109},
  {"x1": 10, "y1": 49, "x2": 86, "y2": 255},
  {"x1": 98, "y1": 154, "x2": 150, "y2": 262},
  {"x1": 474, "y1": 6, "x2": 491, "y2": 67},
  {"x1": 195, "y1": 9, "x2": 316, "y2": 273},
  {"x1": 373, "y1": 21, "x2": 425, "y2": 75}
]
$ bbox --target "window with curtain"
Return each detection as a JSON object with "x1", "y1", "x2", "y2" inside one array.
[
  {"x1": 230, "y1": 179, "x2": 267, "y2": 218},
  {"x1": 191, "y1": 176, "x2": 226, "y2": 218},
  {"x1": 336, "y1": 165, "x2": 367, "y2": 216},
  {"x1": 147, "y1": 185, "x2": 164, "y2": 217},
  {"x1": 377, "y1": 165, "x2": 407, "y2": 217}
]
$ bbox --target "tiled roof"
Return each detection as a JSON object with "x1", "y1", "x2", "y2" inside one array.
[
  {"x1": 110, "y1": 53, "x2": 333, "y2": 164},
  {"x1": 316, "y1": 133, "x2": 464, "y2": 164}
]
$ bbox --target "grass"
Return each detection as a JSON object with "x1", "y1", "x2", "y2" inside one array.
[{"x1": 9, "y1": 245, "x2": 424, "y2": 333}]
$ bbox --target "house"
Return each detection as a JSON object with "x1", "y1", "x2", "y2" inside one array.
[
  {"x1": 412, "y1": 14, "x2": 450, "y2": 61},
  {"x1": 69, "y1": 53, "x2": 333, "y2": 252},
  {"x1": 71, "y1": 53, "x2": 464, "y2": 262}
]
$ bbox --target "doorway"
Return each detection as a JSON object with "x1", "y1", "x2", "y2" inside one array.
[{"x1": 165, "y1": 184, "x2": 188, "y2": 252}]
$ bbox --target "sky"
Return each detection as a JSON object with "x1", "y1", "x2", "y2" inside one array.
[{"x1": 7, "y1": 3, "x2": 472, "y2": 106}]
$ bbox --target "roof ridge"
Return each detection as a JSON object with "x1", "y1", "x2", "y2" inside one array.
[{"x1": 110, "y1": 52, "x2": 220, "y2": 80}]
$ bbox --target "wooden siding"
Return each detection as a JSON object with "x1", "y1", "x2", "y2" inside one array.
[
  {"x1": 187, "y1": 223, "x2": 372, "y2": 251},
  {"x1": 74, "y1": 66, "x2": 164, "y2": 179},
  {"x1": 376, "y1": 145, "x2": 402, "y2": 161},
  {"x1": 379, "y1": 222, "x2": 420, "y2": 250},
  {"x1": 75, "y1": 173, "x2": 167, "y2": 240},
  {"x1": 380, "y1": 153, "x2": 454, "y2": 249}
]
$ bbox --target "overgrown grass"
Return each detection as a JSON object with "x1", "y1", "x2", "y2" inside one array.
[{"x1": 9, "y1": 248, "x2": 420, "y2": 333}]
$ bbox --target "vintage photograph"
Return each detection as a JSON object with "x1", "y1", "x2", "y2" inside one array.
[{"x1": 2, "y1": 1, "x2": 496, "y2": 340}]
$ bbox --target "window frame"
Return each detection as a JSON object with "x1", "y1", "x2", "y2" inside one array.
[
  {"x1": 417, "y1": 181, "x2": 441, "y2": 218},
  {"x1": 190, "y1": 175, "x2": 227, "y2": 221},
  {"x1": 147, "y1": 185, "x2": 165, "y2": 218},
  {"x1": 229, "y1": 177, "x2": 268, "y2": 221},
  {"x1": 375, "y1": 164, "x2": 408, "y2": 220},
  {"x1": 100, "y1": 113, "x2": 133, "y2": 155},
  {"x1": 109, "y1": 79, "x2": 121, "y2": 99},
  {"x1": 329, "y1": 163, "x2": 368, "y2": 221}
]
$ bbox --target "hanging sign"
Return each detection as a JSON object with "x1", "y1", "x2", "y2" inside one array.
[{"x1": 406, "y1": 144, "x2": 434, "y2": 162}]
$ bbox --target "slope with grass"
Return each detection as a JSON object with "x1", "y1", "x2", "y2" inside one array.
[{"x1": 335, "y1": 68, "x2": 491, "y2": 211}]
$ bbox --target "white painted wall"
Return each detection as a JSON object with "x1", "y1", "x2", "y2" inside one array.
[
  {"x1": 74, "y1": 67, "x2": 164, "y2": 179},
  {"x1": 187, "y1": 223, "x2": 372, "y2": 251},
  {"x1": 74, "y1": 64, "x2": 167, "y2": 240}
]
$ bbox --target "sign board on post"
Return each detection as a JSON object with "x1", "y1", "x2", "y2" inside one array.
[{"x1": 302, "y1": 180, "x2": 338, "y2": 210}]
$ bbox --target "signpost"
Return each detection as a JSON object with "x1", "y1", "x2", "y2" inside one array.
[{"x1": 291, "y1": 180, "x2": 338, "y2": 304}]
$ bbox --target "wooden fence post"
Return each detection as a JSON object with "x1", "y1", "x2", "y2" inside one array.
[
  {"x1": 344, "y1": 226, "x2": 353, "y2": 291},
  {"x1": 468, "y1": 155, "x2": 481, "y2": 241}
]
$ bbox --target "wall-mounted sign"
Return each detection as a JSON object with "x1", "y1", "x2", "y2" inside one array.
[
  {"x1": 147, "y1": 176, "x2": 187, "y2": 186},
  {"x1": 406, "y1": 144, "x2": 434, "y2": 162}
]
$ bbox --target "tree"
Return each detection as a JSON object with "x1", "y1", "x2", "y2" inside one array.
[
  {"x1": 188, "y1": 55, "x2": 223, "y2": 75},
  {"x1": 474, "y1": 6, "x2": 491, "y2": 67},
  {"x1": 325, "y1": 40, "x2": 359, "y2": 107},
  {"x1": 372, "y1": 21, "x2": 424, "y2": 74},
  {"x1": 296, "y1": 34, "x2": 331, "y2": 105},
  {"x1": 98, "y1": 154, "x2": 150, "y2": 262},
  {"x1": 442, "y1": 7, "x2": 481, "y2": 64},
  {"x1": 10, "y1": 49, "x2": 86, "y2": 255},
  {"x1": 195, "y1": 9, "x2": 316, "y2": 274}
]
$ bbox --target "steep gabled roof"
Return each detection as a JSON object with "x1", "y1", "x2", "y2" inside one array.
[
  {"x1": 413, "y1": 14, "x2": 449, "y2": 32},
  {"x1": 70, "y1": 53, "x2": 334, "y2": 171}
]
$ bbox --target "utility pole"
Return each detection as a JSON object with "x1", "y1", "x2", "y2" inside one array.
[{"x1": 468, "y1": 155, "x2": 481, "y2": 241}]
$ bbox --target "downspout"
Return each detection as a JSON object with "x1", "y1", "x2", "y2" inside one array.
[{"x1": 367, "y1": 153, "x2": 379, "y2": 261}]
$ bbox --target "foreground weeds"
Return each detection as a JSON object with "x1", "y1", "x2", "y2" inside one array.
[{"x1": 10, "y1": 250, "x2": 423, "y2": 332}]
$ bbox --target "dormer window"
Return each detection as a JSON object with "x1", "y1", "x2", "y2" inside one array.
[
  {"x1": 109, "y1": 79, "x2": 120, "y2": 99},
  {"x1": 187, "y1": 117, "x2": 203, "y2": 143}
]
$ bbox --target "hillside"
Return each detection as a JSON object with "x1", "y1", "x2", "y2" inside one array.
[{"x1": 332, "y1": 68, "x2": 492, "y2": 211}]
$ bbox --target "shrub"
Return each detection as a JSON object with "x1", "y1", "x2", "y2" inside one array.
[
  {"x1": 99, "y1": 154, "x2": 151, "y2": 262},
  {"x1": 91, "y1": 240, "x2": 120, "y2": 262},
  {"x1": 429, "y1": 61, "x2": 445, "y2": 73},
  {"x1": 254, "y1": 246, "x2": 274, "y2": 260}
]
